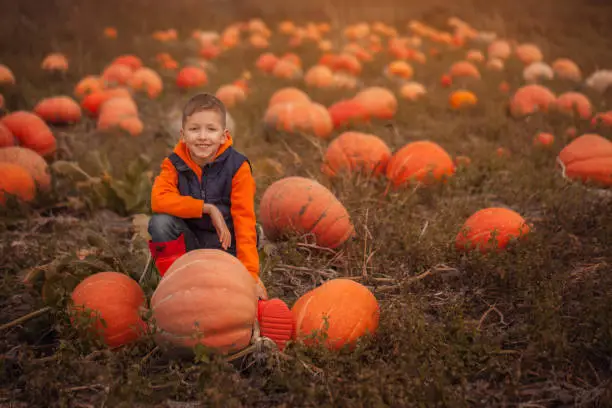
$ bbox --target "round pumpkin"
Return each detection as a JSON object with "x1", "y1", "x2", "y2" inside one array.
[
  {"x1": 292, "y1": 279, "x2": 379, "y2": 350},
  {"x1": 259, "y1": 177, "x2": 355, "y2": 248},
  {"x1": 34, "y1": 96, "x2": 82, "y2": 124},
  {"x1": 487, "y1": 40, "x2": 511, "y2": 60},
  {"x1": 81, "y1": 88, "x2": 132, "y2": 117},
  {"x1": 322, "y1": 131, "x2": 391, "y2": 177},
  {"x1": 328, "y1": 99, "x2": 369, "y2": 128},
  {"x1": 70, "y1": 272, "x2": 147, "y2": 348},
  {"x1": 552, "y1": 58, "x2": 582, "y2": 81},
  {"x1": 384, "y1": 60, "x2": 413, "y2": 80},
  {"x1": 455, "y1": 207, "x2": 530, "y2": 252},
  {"x1": 256, "y1": 53, "x2": 279, "y2": 73},
  {"x1": 0, "y1": 147, "x2": 51, "y2": 191},
  {"x1": 176, "y1": 66, "x2": 208, "y2": 90},
  {"x1": 0, "y1": 163, "x2": 36, "y2": 205},
  {"x1": 449, "y1": 60, "x2": 480, "y2": 79},
  {"x1": 353, "y1": 87, "x2": 397, "y2": 119},
  {"x1": 151, "y1": 249, "x2": 257, "y2": 354},
  {"x1": 128, "y1": 67, "x2": 163, "y2": 99},
  {"x1": 264, "y1": 102, "x2": 333, "y2": 139},
  {"x1": 0, "y1": 111, "x2": 56, "y2": 157},
  {"x1": 112, "y1": 55, "x2": 142, "y2": 71},
  {"x1": 533, "y1": 132, "x2": 554, "y2": 147},
  {"x1": 42, "y1": 53, "x2": 69, "y2": 72},
  {"x1": 557, "y1": 134, "x2": 612, "y2": 187},
  {"x1": 74, "y1": 76, "x2": 103, "y2": 99},
  {"x1": 555, "y1": 92, "x2": 592, "y2": 119},
  {"x1": 386, "y1": 141, "x2": 455, "y2": 187},
  {"x1": 101, "y1": 63, "x2": 133, "y2": 86},
  {"x1": 0, "y1": 64, "x2": 16, "y2": 85},
  {"x1": 509, "y1": 85, "x2": 556, "y2": 118},
  {"x1": 399, "y1": 82, "x2": 426, "y2": 101},
  {"x1": 272, "y1": 60, "x2": 302, "y2": 80},
  {"x1": 515, "y1": 43, "x2": 543, "y2": 65},
  {"x1": 304, "y1": 65, "x2": 334, "y2": 88},
  {"x1": 523, "y1": 62, "x2": 554, "y2": 83},
  {"x1": 268, "y1": 87, "x2": 310, "y2": 108},
  {"x1": 216, "y1": 85, "x2": 247, "y2": 108}
]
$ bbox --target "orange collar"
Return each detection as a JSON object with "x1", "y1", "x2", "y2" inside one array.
[{"x1": 172, "y1": 133, "x2": 234, "y2": 179}]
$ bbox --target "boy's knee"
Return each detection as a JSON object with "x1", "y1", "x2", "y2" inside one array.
[{"x1": 148, "y1": 214, "x2": 183, "y2": 242}]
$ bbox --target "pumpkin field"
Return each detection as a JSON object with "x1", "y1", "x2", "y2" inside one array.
[{"x1": 2, "y1": 0, "x2": 612, "y2": 406}]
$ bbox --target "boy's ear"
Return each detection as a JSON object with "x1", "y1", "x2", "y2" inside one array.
[
  {"x1": 179, "y1": 127, "x2": 185, "y2": 141},
  {"x1": 223, "y1": 128, "x2": 230, "y2": 140}
]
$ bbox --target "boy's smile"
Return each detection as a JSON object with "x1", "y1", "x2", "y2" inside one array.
[{"x1": 181, "y1": 109, "x2": 227, "y2": 166}]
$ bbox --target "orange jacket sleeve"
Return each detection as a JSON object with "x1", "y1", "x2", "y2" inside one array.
[
  {"x1": 151, "y1": 158, "x2": 204, "y2": 219},
  {"x1": 231, "y1": 161, "x2": 260, "y2": 280}
]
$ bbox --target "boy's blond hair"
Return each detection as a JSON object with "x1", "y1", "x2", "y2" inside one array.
[{"x1": 182, "y1": 93, "x2": 227, "y2": 128}]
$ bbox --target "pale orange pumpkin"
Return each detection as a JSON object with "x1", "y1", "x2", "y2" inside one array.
[
  {"x1": 304, "y1": 65, "x2": 334, "y2": 88},
  {"x1": 399, "y1": 82, "x2": 426, "y2": 101},
  {"x1": 322, "y1": 131, "x2": 391, "y2": 177},
  {"x1": 272, "y1": 60, "x2": 302, "y2": 80},
  {"x1": 41, "y1": 53, "x2": 69, "y2": 72},
  {"x1": 1, "y1": 111, "x2": 56, "y2": 157},
  {"x1": 328, "y1": 99, "x2": 370, "y2": 128},
  {"x1": 101, "y1": 64, "x2": 134, "y2": 87},
  {"x1": 384, "y1": 61, "x2": 414, "y2": 80},
  {"x1": 255, "y1": 53, "x2": 279, "y2": 73},
  {"x1": 112, "y1": 55, "x2": 142, "y2": 71},
  {"x1": 70, "y1": 272, "x2": 147, "y2": 348},
  {"x1": 487, "y1": 40, "x2": 512, "y2": 60},
  {"x1": 151, "y1": 249, "x2": 258, "y2": 354},
  {"x1": 264, "y1": 102, "x2": 333, "y2": 139},
  {"x1": 292, "y1": 279, "x2": 379, "y2": 350},
  {"x1": 268, "y1": 87, "x2": 310, "y2": 108},
  {"x1": 212, "y1": 85, "x2": 244, "y2": 109},
  {"x1": 81, "y1": 88, "x2": 132, "y2": 117},
  {"x1": 386, "y1": 141, "x2": 455, "y2": 187},
  {"x1": 515, "y1": 43, "x2": 543, "y2": 65},
  {"x1": 128, "y1": 68, "x2": 163, "y2": 98},
  {"x1": 353, "y1": 87, "x2": 397, "y2": 119},
  {"x1": 259, "y1": 177, "x2": 355, "y2": 248},
  {"x1": 552, "y1": 58, "x2": 582, "y2": 82},
  {"x1": 449, "y1": 60, "x2": 481, "y2": 79},
  {"x1": 34, "y1": 96, "x2": 82, "y2": 124}
]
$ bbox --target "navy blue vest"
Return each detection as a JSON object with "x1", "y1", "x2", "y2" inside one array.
[{"x1": 168, "y1": 146, "x2": 249, "y2": 256}]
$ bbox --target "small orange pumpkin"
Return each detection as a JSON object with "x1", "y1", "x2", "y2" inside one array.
[
  {"x1": 34, "y1": 96, "x2": 82, "y2": 124},
  {"x1": 1, "y1": 111, "x2": 56, "y2": 157},
  {"x1": 322, "y1": 131, "x2": 391, "y2": 177},
  {"x1": 328, "y1": 99, "x2": 369, "y2": 128},
  {"x1": 268, "y1": 87, "x2": 310, "y2": 108},
  {"x1": 41, "y1": 53, "x2": 69, "y2": 72},
  {"x1": 74, "y1": 76, "x2": 103, "y2": 99},
  {"x1": 384, "y1": 60, "x2": 413, "y2": 80},
  {"x1": 449, "y1": 60, "x2": 480, "y2": 79},
  {"x1": 515, "y1": 43, "x2": 543, "y2": 65},
  {"x1": 509, "y1": 84, "x2": 556, "y2": 118},
  {"x1": 259, "y1": 177, "x2": 355, "y2": 248},
  {"x1": 176, "y1": 66, "x2": 208, "y2": 90},
  {"x1": 304, "y1": 65, "x2": 334, "y2": 88},
  {"x1": 264, "y1": 102, "x2": 333, "y2": 139},
  {"x1": 386, "y1": 141, "x2": 455, "y2": 187},
  {"x1": 449, "y1": 90, "x2": 477, "y2": 109},
  {"x1": 151, "y1": 249, "x2": 258, "y2": 354},
  {"x1": 0, "y1": 146, "x2": 51, "y2": 191},
  {"x1": 455, "y1": 207, "x2": 530, "y2": 252},
  {"x1": 81, "y1": 88, "x2": 132, "y2": 117},
  {"x1": 292, "y1": 279, "x2": 379, "y2": 350},
  {"x1": 255, "y1": 53, "x2": 279, "y2": 73},
  {"x1": 555, "y1": 92, "x2": 592, "y2": 119},
  {"x1": 0, "y1": 163, "x2": 36, "y2": 205},
  {"x1": 399, "y1": 82, "x2": 426, "y2": 101},
  {"x1": 111, "y1": 55, "x2": 142, "y2": 71},
  {"x1": 487, "y1": 40, "x2": 511, "y2": 60},
  {"x1": 533, "y1": 132, "x2": 554, "y2": 147},
  {"x1": 101, "y1": 64, "x2": 133, "y2": 87},
  {"x1": 70, "y1": 272, "x2": 147, "y2": 348},
  {"x1": 272, "y1": 60, "x2": 302, "y2": 80},
  {"x1": 552, "y1": 58, "x2": 582, "y2": 81},
  {"x1": 0, "y1": 64, "x2": 16, "y2": 85}
]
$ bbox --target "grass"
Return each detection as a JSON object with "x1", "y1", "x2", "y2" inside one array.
[{"x1": 1, "y1": 0, "x2": 612, "y2": 406}]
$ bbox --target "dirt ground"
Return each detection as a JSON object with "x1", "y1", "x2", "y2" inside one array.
[{"x1": 1, "y1": 0, "x2": 612, "y2": 406}]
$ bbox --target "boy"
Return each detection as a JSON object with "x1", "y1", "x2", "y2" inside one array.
[{"x1": 148, "y1": 93, "x2": 293, "y2": 350}]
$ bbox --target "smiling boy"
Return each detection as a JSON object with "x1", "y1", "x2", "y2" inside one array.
[{"x1": 148, "y1": 93, "x2": 293, "y2": 350}]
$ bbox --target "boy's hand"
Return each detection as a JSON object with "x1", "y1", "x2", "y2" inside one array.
[{"x1": 203, "y1": 204, "x2": 231, "y2": 250}]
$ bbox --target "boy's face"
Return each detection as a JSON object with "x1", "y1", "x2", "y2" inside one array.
[{"x1": 181, "y1": 109, "x2": 227, "y2": 165}]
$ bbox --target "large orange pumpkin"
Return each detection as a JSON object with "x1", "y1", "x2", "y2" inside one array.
[
  {"x1": 0, "y1": 163, "x2": 36, "y2": 205},
  {"x1": 0, "y1": 147, "x2": 51, "y2": 191},
  {"x1": 322, "y1": 131, "x2": 391, "y2": 177},
  {"x1": 34, "y1": 96, "x2": 82, "y2": 124},
  {"x1": 81, "y1": 88, "x2": 132, "y2": 117},
  {"x1": 292, "y1": 279, "x2": 379, "y2": 350},
  {"x1": 455, "y1": 207, "x2": 530, "y2": 252},
  {"x1": 386, "y1": 141, "x2": 455, "y2": 187},
  {"x1": 353, "y1": 87, "x2": 397, "y2": 119},
  {"x1": 259, "y1": 177, "x2": 355, "y2": 249},
  {"x1": 70, "y1": 272, "x2": 147, "y2": 348},
  {"x1": 0, "y1": 111, "x2": 56, "y2": 157},
  {"x1": 151, "y1": 249, "x2": 258, "y2": 354},
  {"x1": 557, "y1": 134, "x2": 612, "y2": 187},
  {"x1": 101, "y1": 63, "x2": 133, "y2": 86},
  {"x1": 215, "y1": 85, "x2": 246, "y2": 108},
  {"x1": 304, "y1": 65, "x2": 334, "y2": 88},
  {"x1": 112, "y1": 55, "x2": 142, "y2": 71}
]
